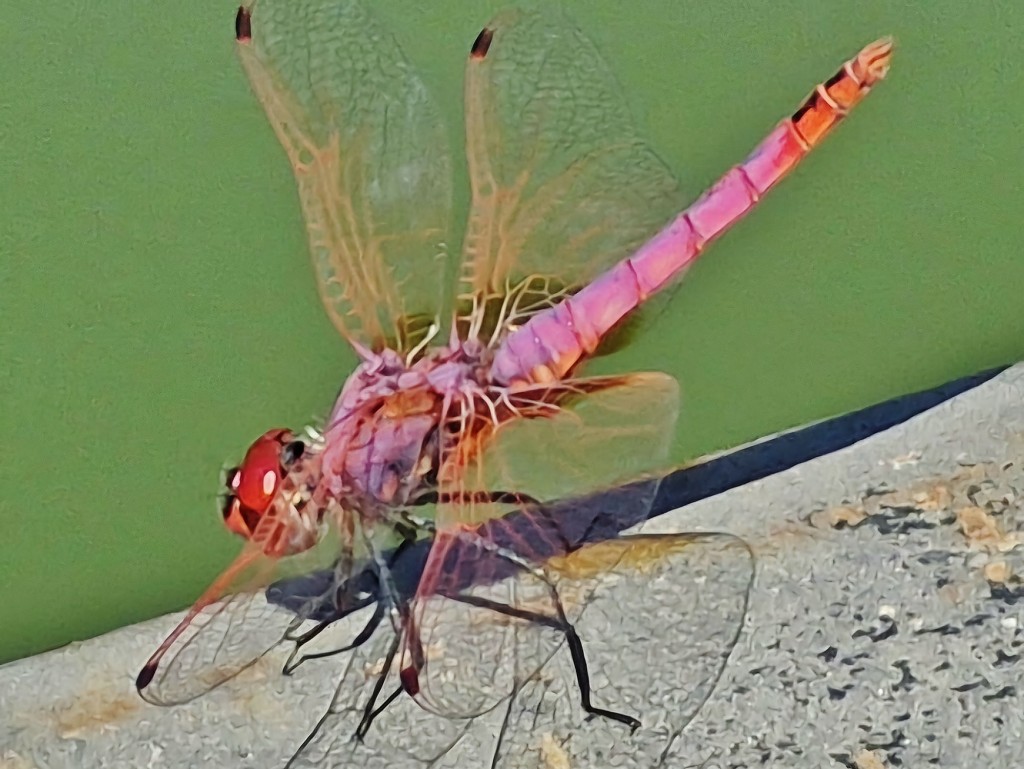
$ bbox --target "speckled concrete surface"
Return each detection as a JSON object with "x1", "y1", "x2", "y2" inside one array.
[{"x1": 2, "y1": 365, "x2": 1022, "y2": 769}]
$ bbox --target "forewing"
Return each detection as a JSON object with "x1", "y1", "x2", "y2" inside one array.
[
  {"x1": 405, "y1": 373, "x2": 680, "y2": 719},
  {"x1": 136, "y1": 526, "x2": 341, "y2": 706},
  {"x1": 458, "y1": 8, "x2": 683, "y2": 337},
  {"x1": 237, "y1": 1, "x2": 453, "y2": 352}
]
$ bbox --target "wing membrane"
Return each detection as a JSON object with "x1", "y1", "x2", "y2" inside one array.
[
  {"x1": 459, "y1": 8, "x2": 683, "y2": 336},
  {"x1": 406, "y1": 373, "x2": 680, "y2": 719},
  {"x1": 136, "y1": 528, "x2": 341, "y2": 706},
  {"x1": 397, "y1": 368, "x2": 752, "y2": 763},
  {"x1": 138, "y1": 443, "x2": 350, "y2": 706},
  {"x1": 237, "y1": 0, "x2": 453, "y2": 351},
  {"x1": 489, "y1": 532, "x2": 753, "y2": 767},
  {"x1": 278, "y1": 605, "x2": 471, "y2": 768}
]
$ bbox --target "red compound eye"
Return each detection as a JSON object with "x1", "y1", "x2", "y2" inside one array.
[{"x1": 220, "y1": 428, "x2": 294, "y2": 539}]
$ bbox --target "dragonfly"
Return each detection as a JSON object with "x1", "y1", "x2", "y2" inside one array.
[{"x1": 136, "y1": 1, "x2": 893, "y2": 766}]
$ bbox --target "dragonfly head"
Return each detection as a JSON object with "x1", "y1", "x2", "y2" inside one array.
[{"x1": 221, "y1": 428, "x2": 307, "y2": 540}]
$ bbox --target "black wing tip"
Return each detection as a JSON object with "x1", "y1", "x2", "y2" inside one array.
[
  {"x1": 470, "y1": 27, "x2": 494, "y2": 59},
  {"x1": 235, "y1": 6, "x2": 253, "y2": 42},
  {"x1": 135, "y1": 662, "x2": 157, "y2": 691}
]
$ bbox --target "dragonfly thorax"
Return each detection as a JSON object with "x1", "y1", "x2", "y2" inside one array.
[{"x1": 322, "y1": 340, "x2": 498, "y2": 512}]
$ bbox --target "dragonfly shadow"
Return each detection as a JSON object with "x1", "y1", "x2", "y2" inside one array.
[
  {"x1": 266, "y1": 480, "x2": 659, "y2": 624},
  {"x1": 267, "y1": 361, "x2": 1005, "y2": 621}
]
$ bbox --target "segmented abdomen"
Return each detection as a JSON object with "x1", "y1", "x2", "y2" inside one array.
[{"x1": 490, "y1": 38, "x2": 893, "y2": 387}]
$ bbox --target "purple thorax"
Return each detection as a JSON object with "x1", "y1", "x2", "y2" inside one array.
[{"x1": 321, "y1": 337, "x2": 497, "y2": 509}]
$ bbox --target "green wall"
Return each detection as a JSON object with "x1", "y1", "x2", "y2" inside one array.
[{"x1": 1, "y1": 0, "x2": 1021, "y2": 664}]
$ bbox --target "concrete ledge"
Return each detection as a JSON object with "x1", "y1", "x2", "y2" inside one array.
[{"x1": 2, "y1": 365, "x2": 1022, "y2": 768}]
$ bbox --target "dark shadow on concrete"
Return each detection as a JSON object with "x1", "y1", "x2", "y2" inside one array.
[{"x1": 267, "y1": 364, "x2": 1011, "y2": 620}]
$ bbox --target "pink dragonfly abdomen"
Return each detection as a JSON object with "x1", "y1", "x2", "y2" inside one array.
[{"x1": 490, "y1": 38, "x2": 893, "y2": 387}]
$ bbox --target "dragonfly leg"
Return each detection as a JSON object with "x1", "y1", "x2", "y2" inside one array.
[
  {"x1": 282, "y1": 599, "x2": 386, "y2": 675},
  {"x1": 397, "y1": 489, "x2": 541, "y2": 539},
  {"x1": 286, "y1": 622, "x2": 405, "y2": 767},
  {"x1": 561, "y1": 615, "x2": 641, "y2": 731},
  {"x1": 353, "y1": 625, "x2": 405, "y2": 741},
  {"x1": 281, "y1": 619, "x2": 331, "y2": 672},
  {"x1": 282, "y1": 529, "x2": 420, "y2": 674},
  {"x1": 450, "y1": 592, "x2": 641, "y2": 731},
  {"x1": 354, "y1": 684, "x2": 404, "y2": 741},
  {"x1": 409, "y1": 489, "x2": 540, "y2": 507},
  {"x1": 393, "y1": 517, "x2": 420, "y2": 542}
]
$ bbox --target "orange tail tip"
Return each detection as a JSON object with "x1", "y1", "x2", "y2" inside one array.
[{"x1": 854, "y1": 37, "x2": 895, "y2": 85}]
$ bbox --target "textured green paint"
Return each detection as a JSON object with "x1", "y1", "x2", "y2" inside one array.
[{"x1": 1, "y1": 1, "x2": 1021, "y2": 664}]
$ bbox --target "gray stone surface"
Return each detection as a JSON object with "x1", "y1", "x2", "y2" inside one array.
[{"x1": 2, "y1": 365, "x2": 1022, "y2": 768}]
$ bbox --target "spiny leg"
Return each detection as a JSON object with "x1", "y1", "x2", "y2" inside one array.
[
  {"x1": 283, "y1": 600, "x2": 386, "y2": 675},
  {"x1": 353, "y1": 623, "x2": 405, "y2": 741},
  {"x1": 410, "y1": 489, "x2": 541, "y2": 507},
  {"x1": 443, "y1": 591, "x2": 640, "y2": 731},
  {"x1": 355, "y1": 684, "x2": 405, "y2": 739},
  {"x1": 283, "y1": 528, "x2": 421, "y2": 675},
  {"x1": 286, "y1": 622, "x2": 404, "y2": 767}
]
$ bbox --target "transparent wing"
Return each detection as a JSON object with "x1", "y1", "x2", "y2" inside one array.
[
  {"x1": 136, "y1": 531, "x2": 341, "y2": 706},
  {"x1": 265, "y1": 527, "x2": 752, "y2": 768},
  {"x1": 432, "y1": 372, "x2": 680, "y2": 532},
  {"x1": 488, "y1": 532, "x2": 753, "y2": 767},
  {"x1": 278, "y1": 604, "x2": 472, "y2": 769},
  {"x1": 404, "y1": 373, "x2": 680, "y2": 719},
  {"x1": 458, "y1": 8, "x2": 683, "y2": 339},
  {"x1": 236, "y1": 1, "x2": 453, "y2": 352},
  {"x1": 137, "y1": 449, "x2": 345, "y2": 706}
]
